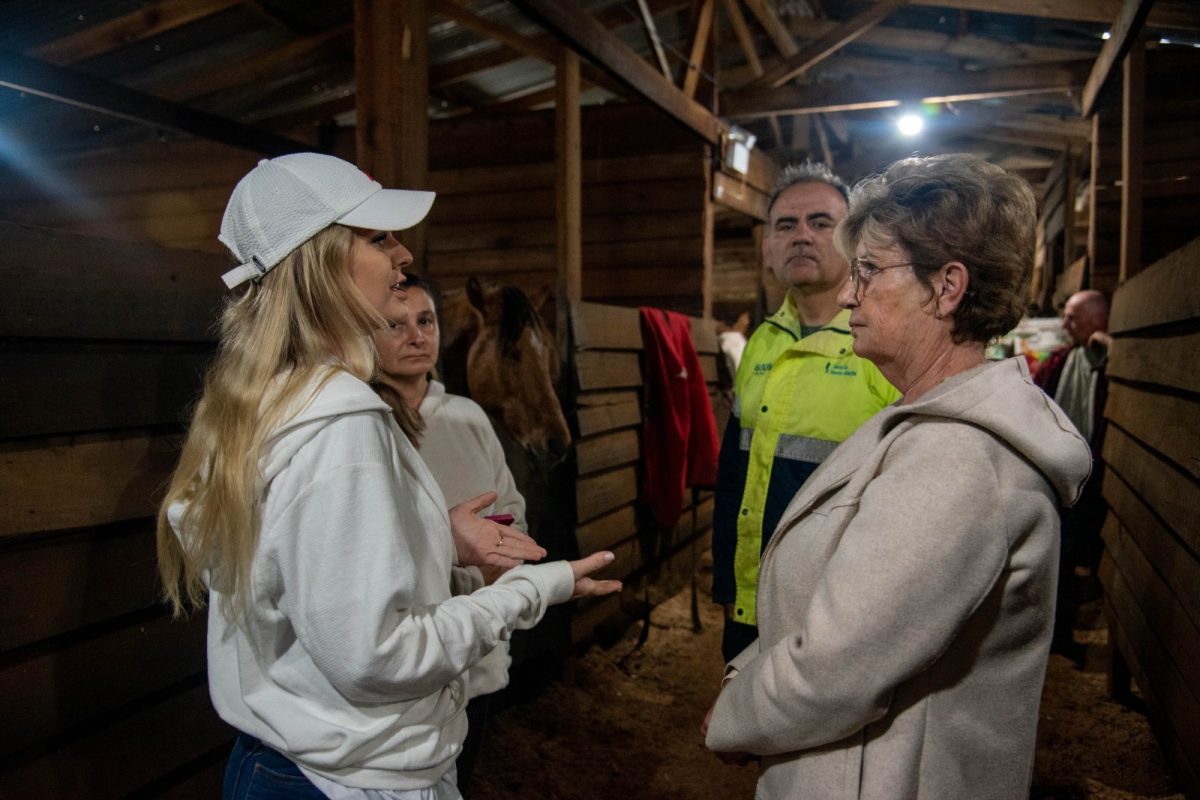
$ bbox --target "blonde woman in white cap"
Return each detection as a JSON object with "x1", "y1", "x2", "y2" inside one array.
[{"x1": 155, "y1": 153, "x2": 620, "y2": 800}]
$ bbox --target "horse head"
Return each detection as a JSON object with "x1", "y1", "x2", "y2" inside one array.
[{"x1": 443, "y1": 277, "x2": 572, "y2": 454}]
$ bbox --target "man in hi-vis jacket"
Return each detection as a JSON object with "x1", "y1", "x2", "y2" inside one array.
[{"x1": 712, "y1": 163, "x2": 899, "y2": 663}]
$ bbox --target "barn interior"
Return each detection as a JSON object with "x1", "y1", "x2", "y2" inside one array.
[{"x1": 1, "y1": 1, "x2": 1198, "y2": 796}]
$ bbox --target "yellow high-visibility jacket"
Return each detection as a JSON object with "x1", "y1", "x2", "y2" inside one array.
[{"x1": 712, "y1": 299, "x2": 899, "y2": 627}]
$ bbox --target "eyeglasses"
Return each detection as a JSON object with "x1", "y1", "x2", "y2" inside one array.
[{"x1": 849, "y1": 258, "x2": 914, "y2": 294}]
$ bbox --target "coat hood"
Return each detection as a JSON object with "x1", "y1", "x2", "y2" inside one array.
[
  {"x1": 168, "y1": 370, "x2": 392, "y2": 541},
  {"x1": 889, "y1": 357, "x2": 1092, "y2": 506},
  {"x1": 258, "y1": 369, "x2": 392, "y2": 486}
]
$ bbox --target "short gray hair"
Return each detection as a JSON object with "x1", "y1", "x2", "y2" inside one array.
[
  {"x1": 834, "y1": 153, "x2": 1037, "y2": 344},
  {"x1": 767, "y1": 161, "x2": 850, "y2": 217}
]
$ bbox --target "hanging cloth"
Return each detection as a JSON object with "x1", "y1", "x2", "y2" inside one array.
[{"x1": 638, "y1": 307, "x2": 720, "y2": 530}]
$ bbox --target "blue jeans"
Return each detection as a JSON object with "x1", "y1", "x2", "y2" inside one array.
[{"x1": 224, "y1": 734, "x2": 328, "y2": 800}]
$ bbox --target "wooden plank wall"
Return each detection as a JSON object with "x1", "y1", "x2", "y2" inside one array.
[
  {"x1": 1100, "y1": 235, "x2": 1200, "y2": 797},
  {"x1": 1090, "y1": 48, "x2": 1200, "y2": 293},
  {"x1": 1037, "y1": 147, "x2": 1086, "y2": 311},
  {"x1": 0, "y1": 221, "x2": 232, "y2": 796},
  {"x1": 0, "y1": 142, "x2": 261, "y2": 253},
  {"x1": 711, "y1": 209, "x2": 761, "y2": 326},
  {"x1": 568, "y1": 301, "x2": 728, "y2": 643},
  {"x1": 426, "y1": 153, "x2": 708, "y2": 316}
]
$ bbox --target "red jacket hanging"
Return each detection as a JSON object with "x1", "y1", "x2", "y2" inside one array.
[{"x1": 639, "y1": 307, "x2": 720, "y2": 530}]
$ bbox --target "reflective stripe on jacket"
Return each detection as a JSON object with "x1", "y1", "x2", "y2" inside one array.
[{"x1": 712, "y1": 299, "x2": 899, "y2": 627}]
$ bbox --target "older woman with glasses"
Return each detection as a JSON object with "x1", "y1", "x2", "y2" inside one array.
[{"x1": 704, "y1": 153, "x2": 1092, "y2": 799}]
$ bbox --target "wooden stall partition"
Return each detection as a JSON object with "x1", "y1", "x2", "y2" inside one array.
[
  {"x1": 1090, "y1": 47, "x2": 1200, "y2": 295},
  {"x1": 568, "y1": 301, "x2": 726, "y2": 645},
  {"x1": 1100, "y1": 235, "x2": 1200, "y2": 797},
  {"x1": 0, "y1": 222, "x2": 232, "y2": 797}
]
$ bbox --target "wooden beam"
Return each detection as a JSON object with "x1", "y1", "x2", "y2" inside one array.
[
  {"x1": 682, "y1": 0, "x2": 715, "y2": 99},
  {"x1": 740, "y1": 0, "x2": 799, "y2": 58},
  {"x1": 702, "y1": 150, "x2": 715, "y2": 317},
  {"x1": 1120, "y1": 40, "x2": 1145, "y2": 283},
  {"x1": 635, "y1": 0, "x2": 674, "y2": 80},
  {"x1": 723, "y1": 60, "x2": 1093, "y2": 118},
  {"x1": 510, "y1": 0, "x2": 722, "y2": 144},
  {"x1": 1088, "y1": 111, "x2": 1104, "y2": 283},
  {"x1": 432, "y1": 0, "x2": 680, "y2": 91},
  {"x1": 0, "y1": 50, "x2": 310, "y2": 156},
  {"x1": 432, "y1": 0, "x2": 560, "y2": 63},
  {"x1": 717, "y1": 0, "x2": 783, "y2": 147},
  {"x1": 749, "y1": 0, "x2": 910, "y2": 91},
  {"x1": 908, "y1": 0, "x2": 1196, "y2": 30},
  {"x1": 354, "y1": 0, "x2": 430, "y2": 263},
  {"x1": 815, "y1": 113, "x2": 835, "y2": 168},
  {"x1": 556, "y1": 48, "x2": 582, "y2": 345},
  {"x1": 157, "y1": 25, "x2": 353, "y2": 101},
  {"x1": 1081, "y1": 0, "x2": 1156, "y2": 118},
  {"x1": 29, "y1": 0, "x2": 241, "y2": 64}
]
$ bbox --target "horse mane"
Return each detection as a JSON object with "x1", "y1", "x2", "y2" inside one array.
[{"x1": 498, "y1": 285, "x2": 546, "y2": 357}]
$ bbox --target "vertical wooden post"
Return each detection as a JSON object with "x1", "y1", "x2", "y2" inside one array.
[
  {"x1": 1120, "y1": 40, "x2": 1144, "y2": 284},
  {"x1": 682, "y1": 0, "x2": 714, "y2": 100},
  {"x1": 1087, "y1": 111, "x2": 1102, "y2": 290},
  {"x1": 556, "y1": 47, "x2": 582, "y2": 355},
  {"x1": 1062, "y1": 145, "x2": 1078, "y2": 272},
  {"x1": 701, "y1": 147, "x2": 714, "y2": 319},
  {"x1": 354, "y1": 0, "x2": 429, "y2": 268}
]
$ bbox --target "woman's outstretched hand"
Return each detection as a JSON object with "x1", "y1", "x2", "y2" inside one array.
[
  {"x1": 449, "y1": 492, "x2": 546, "y2": 569},
  {"x1": 568, "y1": 551, "x2": 623, "y2": 599}
]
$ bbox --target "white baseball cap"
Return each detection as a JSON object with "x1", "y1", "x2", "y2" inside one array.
[{"x1": 218, "y1": 152, "x2": 436, "y2": 289}]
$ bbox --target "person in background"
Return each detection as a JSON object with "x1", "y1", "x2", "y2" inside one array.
[
  {"x1": 372, "y1": 273, "x2": 524, "y2": 794},
  {"x1": 1035, "y1": 288, "x2": 1111, "y2": 662},
  {"x1": 711, "y1": 162, "x2": 899, "y2": 663},
  {"x1": 1036, "y1": 289, "x2": 1110, "y2": 442},
  {"x1": 155, "y1": 152, "x2": 620, "y2": 800},
  {"x1": 704, "y1": 153, "x2": 1091, "y2": 799}
]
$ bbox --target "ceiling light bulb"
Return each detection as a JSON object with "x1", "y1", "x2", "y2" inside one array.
[{"x1": 897, "y1": 113, "x2": 924, "y2": 137}]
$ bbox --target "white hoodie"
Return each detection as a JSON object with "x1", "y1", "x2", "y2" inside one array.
[{"x1": 170, "y1": 370, "x2": 574, "y2": 790}]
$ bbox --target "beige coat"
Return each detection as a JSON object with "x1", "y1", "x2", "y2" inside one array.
[{"x1": 706, "y1": 358, "x2": 1091, "y2": 799}]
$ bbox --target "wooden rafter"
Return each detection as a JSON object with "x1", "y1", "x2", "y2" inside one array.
[
  {"x1": 747, "y1": 0, "x2": 910, "y2": 91},
  {"x1": 635, "y1": 0, "x2": 674, "y2": 79},
  {"x1": 509, "y1": 0, "x2": 722, "y2": 143},
  {"x1": 908, "y1": 0, "x2": 1196, "y2": 30},
  {"x1": 1081, "y1": 0, "x2": 1156, "y2": 118},
  {"x1": 484, "y1": 83, "x2": 557, "y2": 113},
  {"x1": 430, "y1": 1, "x2": 628, "y2": 101},
  {"x1": 0, "y1": 49, "x2": 309, "y2": 155},
  {"x1": 682, "y1": 0, "x2": 714, "y2": 99},
  {"x1": 432, "y1": 0, "x2": 682, "y2": 90},
  {"x1": 29, "y1": 0, "x2": 241, "y2": 64},
  {"x1": 723, "y1": 60, "x2": 1094, "y2": 118},
  {"x1": 433, "y1": 0, "x2": 559, "y2": 63},
  {"x1": 941, "y1": 104, "x2": 1092, "y2": 145},
  {"x1": 157, "y1": 25, "x2": 353, "y2": 101},
  {"x1": 717, "y1": 0, "x2": 783, "y2": 147},
  {"x1": 740, "y1": 0, "x2": 799, "y2": 58},
  {"x1": 720, "y1": 0, "x2": 762, "y2": 75}
]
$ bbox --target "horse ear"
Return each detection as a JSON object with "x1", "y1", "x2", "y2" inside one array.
[
  {"x1": 527, "y1": 285, "x2": 555, "y2": 325},
  {"x1": 466, "y1": 276, "x2": 485, "y2": 312}
]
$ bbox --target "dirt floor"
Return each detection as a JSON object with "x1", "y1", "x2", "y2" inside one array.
[{"x1": 467, "y1": 555, "x2": 1183, "y2": 800}]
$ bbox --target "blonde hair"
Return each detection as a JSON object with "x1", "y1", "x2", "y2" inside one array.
[{"x1": 157, "y1": 224, "x2": 382, "y2": 619}]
